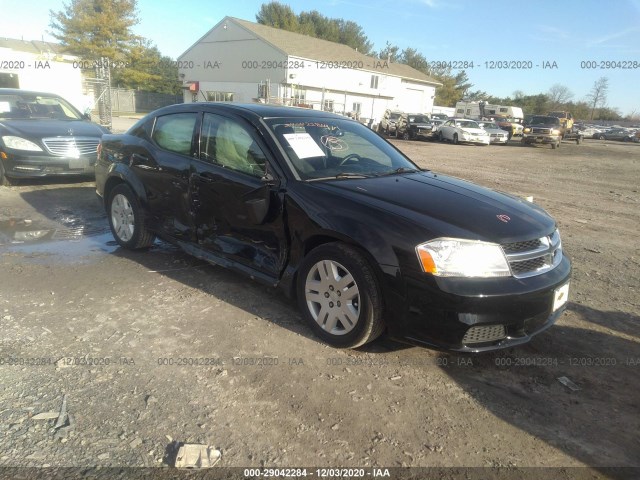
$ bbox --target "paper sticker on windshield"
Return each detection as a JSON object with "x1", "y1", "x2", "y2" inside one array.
[
  {"x1": 0, "y1": 102, "x2": 10, "y2": 113},
  {"x1": 321, "y1": 135, "x2": 348, "y2": 152},
  {"x1": 282, "y1": 133, "x2": 325, "y2": 158}
]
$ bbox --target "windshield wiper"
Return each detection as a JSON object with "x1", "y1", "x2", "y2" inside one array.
[
  {"x1": 380, "y1": 167, "x2": 421, "y2": 176},
  {"x1": 307, "y1": 172, "x2": 375, "y2": 182}
]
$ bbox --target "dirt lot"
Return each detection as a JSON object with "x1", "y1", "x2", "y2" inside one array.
[{"x1": 0, "y1": 137, "x2": 638, "y2": 478}]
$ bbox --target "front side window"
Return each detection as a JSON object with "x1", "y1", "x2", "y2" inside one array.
[
  {"x1": 152, "y1": 113, "x2": 197, "y2": 155},
  {"x1": 199, "y1": 113, "x2": 266, "y2": 177}
]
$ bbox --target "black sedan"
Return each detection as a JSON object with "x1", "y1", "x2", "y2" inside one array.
[
  {"x1": 395, "y1": 113, "x2": 433, "y2": 140},
  {"x1": 0, "y1": 88, "x2": 109, "y2": 185},
  {"x1": 96, "y1": 103, "x2": 571, "y2": 352}
]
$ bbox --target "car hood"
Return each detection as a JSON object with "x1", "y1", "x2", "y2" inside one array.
[
  {"x1": 312, "y1": 172, "x2": 555, "y2": 243},
  {"x1": 459, "y1": 127, "x2": 488, "y2": 135},
  {"x1": 0, "y1": 119, "x2": 108, "y2": 138}
]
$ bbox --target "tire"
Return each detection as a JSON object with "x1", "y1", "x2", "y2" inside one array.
[
  {"x1": 453, "y1": 134, "x2": 459, "y2": 145},
  {"x1": 623, "y1": 137, "x2": 630, "y2": 142},
  {"x1": 599, "y1": 135, "x2": 605, "y2": 140},
  {"x1": 438, "y1": 131, "x2": 444, "y2": 142},
  {"x1": 107, "y1": 183, "x2": 155, "y2": 249},
  {"x1": 402, "y1": 131, "x2": 410, "y2": 140},
  {"x1": 551, "y1": 142, "x2": 557, "y2": 149},
  {"x1": 0, "y1": 162, "x2": 16, "y2": 186},
  {"x1": 296, "y1": 243, "x2": 385, "y2": 349}
]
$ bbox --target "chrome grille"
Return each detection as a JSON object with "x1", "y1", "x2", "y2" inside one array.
[
  {"x1": 463, "y1": 325, "x2": 506, "y2": 345},
  {"x1": 531, "y1": 127, "x2": 551, "y2": 134},
  {"x1": 42, "y1": 137, "x2": 99, "y2": 157},
  {"x1": 502, "y1": 230, "x2": 562, "y2": 279}
]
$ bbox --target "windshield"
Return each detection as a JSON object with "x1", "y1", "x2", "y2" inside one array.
[
  {"x1": 528, "y1": 116, "x2": 560, "y2": 126},
  {"x1": 549, "y1": 112, "x2": 567, "y2": 118},
  {"x1": 480, "y1": 122, "x2": 499, "y2": 129},
  {"x1": 457, "y1": 120, "x2": 480, "y2": 129},
  {"x1": 409, "y1": 115, "x2": 429, "y2": 123},
  {"x1": 389, "y1": 113, "x2": 401, "y2": 121},
  {"x1": 266, "y1": 117, "x2": 420, "y2": 180},
  {"x1": 0, "y1": 93, "x2": 83, "y2": 120}
]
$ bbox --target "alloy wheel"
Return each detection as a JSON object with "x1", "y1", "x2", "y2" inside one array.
[
  {"x1": 304, "y1": 259, "x2": 360, "y2": 335},
  {"x1": 111, "y1": 193, "x2": 135, "y2": 242}
]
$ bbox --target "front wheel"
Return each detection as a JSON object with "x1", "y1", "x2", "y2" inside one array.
[
  {"x1": 0, "y1": 163, "x2": 16, "y2": 186},
  {"x1": 107, "y1": 183, "x2": 156, "y2": 249},
  {"x1": 453, "y1": 134, "x2": 459, "y2": 145},
  {"x1": 297, "y1": 243, "x2": 385, "y2": 349},
  {"x1": 402, "y1": 131, "x2": 410, "y2": 140}
]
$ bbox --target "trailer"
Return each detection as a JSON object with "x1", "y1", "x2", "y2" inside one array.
[{"x1": 455, "y1": 101, "x2": 524, "y2": 121}]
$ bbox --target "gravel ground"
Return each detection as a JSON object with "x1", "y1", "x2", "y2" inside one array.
[{"x1": 0, "y1": 136, "x2": 638, "y2": 479}]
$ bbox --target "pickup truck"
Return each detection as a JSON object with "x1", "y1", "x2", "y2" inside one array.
[{"x1": 522, "y1": 115, "x2": 563, "y2": 149}]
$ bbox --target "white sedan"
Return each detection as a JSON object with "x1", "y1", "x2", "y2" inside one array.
[{"x1": 438, "y1": 119, "x2": 490, "y2": 145}]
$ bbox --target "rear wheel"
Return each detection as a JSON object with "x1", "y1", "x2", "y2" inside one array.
[
  {"x1": 438, "y1": 131, "x2": 444, "y2": 142},
  {"x1": 297, "y1": 243, "x2": 385, "y2": 349},
  {"x1": 107, "y1": 183, "x2": 155, "y2": 249},
  {"x1": 598, "y1": 134, "x2": 606, "y2": 140},
  {"x1": 453, "y1": 134, "x2": 459, "y2": 145}
]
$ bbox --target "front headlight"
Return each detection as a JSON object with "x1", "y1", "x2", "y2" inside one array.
[
  {"x1": 1, "y1": 136, "x2": 43, "y2": 151},
  {"x1": 551, "y1": 129, "x2": 561, "y2": 135},
  {"x1": 416, "y1": 238, "x2": 511, "y2": 278},
  {"x1": 523, "y1": 127, "x2": 531, "y2": 133}
]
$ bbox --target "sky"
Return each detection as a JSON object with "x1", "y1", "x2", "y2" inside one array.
[{"x1": 2, "y1": 0, "x2": 640, "y2": 115}]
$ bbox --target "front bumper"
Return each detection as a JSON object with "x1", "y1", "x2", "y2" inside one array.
[
  {"x1": 397, "y1": 255, "x2": 571, "y2": 352},
  {"x1": 0, "y1": 152, "x2": 96, "y2": 178},
  {"x1": 522, "y1": 134, "x2": 561, "y2": 144},
  {"x1": 462, "y1": 136, "x2": 490, "y2": 145}
]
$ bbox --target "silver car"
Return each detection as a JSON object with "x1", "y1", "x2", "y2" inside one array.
[{"x1": 479, "y1": 121, "x2": 509, "y2": 145}]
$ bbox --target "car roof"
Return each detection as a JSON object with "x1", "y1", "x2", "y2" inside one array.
[
  {"x1": 0, "y1": 88, "x2": 64, "y2": 97},
  {"x1": 148, "y1": 102, "x2": 351, "y2": 122}
]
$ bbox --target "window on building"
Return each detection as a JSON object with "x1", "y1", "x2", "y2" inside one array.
[
  {"x1": 152, "y1": 113, "x2": 198, "y2": 156},
  {"x1": 370, "y1": 75, "x2": 379, "y2": 89},
  {"x1": 323, "y1": 100, "x2": 334, "y2": 112},
  {"x1": 352, "y1": 102, "x2": 362, "y2": 114},
  {"x1": 466, "y1": 109, "x2": 471, "y2": 115},
  {"x1": 456, "y1": 109, "x2": 464, "y2": 114},
  {"x1": 499, "y1": 107, "x2": 508, "y2": 113},
  {"x1": 292, "y1": 85, "x2": 306, "y2": 102},
  {"x1": 0, "y1": 72, "x2": 19, "y2": 88},
  {"x1": 206, "y1": 91, "x2": 234, "y2": 102}
]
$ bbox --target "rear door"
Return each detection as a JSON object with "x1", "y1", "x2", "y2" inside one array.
[
  {"x1": 135, "y1": 112, "x2": 198, "y2": 240},
  {"x1": 189, "y1": 111, "x2": 288, "y2": 279}
]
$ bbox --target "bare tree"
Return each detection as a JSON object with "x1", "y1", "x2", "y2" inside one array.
[
  {"x1": 547, "y1": 84, "x2": 573, "y2": 108},
  {"x1": 586, "y1": 77, "x2": 609, "y2": 120}
]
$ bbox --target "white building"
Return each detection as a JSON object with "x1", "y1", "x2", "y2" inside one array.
[
  {"x1": 177, "y1": 17, "x2": 441, "y2": 122},
  {"x1": 0, "y1": 38, "x2": 90, "y2": 111}
]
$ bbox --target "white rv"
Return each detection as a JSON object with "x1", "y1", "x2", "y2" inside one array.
[{"x1": 455, "y1": 101, "x2": 524, "y2": 121}]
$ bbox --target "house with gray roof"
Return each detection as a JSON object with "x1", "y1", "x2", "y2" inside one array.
[{"x1": 177, "y1": 17, "x2": 441, "y2": 123}]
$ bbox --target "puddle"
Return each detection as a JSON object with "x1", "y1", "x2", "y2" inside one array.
[
  {"x1": 0, "y1": 217, "x2": 115, "y2": 263},
  {"x1": 0, "y1": 217, "x2": 185, "y2": 265}
]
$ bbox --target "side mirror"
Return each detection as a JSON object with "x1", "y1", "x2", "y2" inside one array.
[
  {"x1": 261, "y1": 172, "x2": 279, "y2": 187},
  {"x1": 82, "y1": 112, "x2": 91, "y2": 121}
]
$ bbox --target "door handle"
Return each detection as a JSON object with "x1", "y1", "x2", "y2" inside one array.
[{"x1": 197, "y1": 171, "x2": 217, "y2": 183}]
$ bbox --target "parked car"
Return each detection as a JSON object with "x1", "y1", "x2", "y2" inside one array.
[
  {"x1": 438, "y1": 118, "x2": 490, "y2": 145},
  {"x1": 377, "y1": 109, "x2": 403, "y2": 136},
  {"x1": 596, "y1": 128, "x2": 636, "y2": 142},
  {"x1": 522, "y1": 116, "x2": 563, "y2": 149},
  {"x1": 494, "y1": 116, "x2": 524, "y2": 138},
  {"x1": 395, "y1": 113, "x2": 433, "y2": 140},
  {"x1": 0, "y1": 88, "x2": 109, "y2": 185},
  {"x1": 478, "y1": 121, "x2": 509, "y2": 144},
  {"x1": 96, "y1": 103, "x2": 571, "y2": 352}
]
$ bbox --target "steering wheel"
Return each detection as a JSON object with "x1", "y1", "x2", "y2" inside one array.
[{"x1": 338, "y1": 153, "x2": 363, "y2": 166}]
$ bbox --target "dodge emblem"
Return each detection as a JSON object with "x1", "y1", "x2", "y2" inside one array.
[{"x1": 496, "y1": 214, "x2": 511, "y2": 223}]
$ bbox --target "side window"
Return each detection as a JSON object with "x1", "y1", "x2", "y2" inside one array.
[
  {"x1": 152, "y1": 113, "x2": 197, "y2": 156},
  {"x1": 199, "y1": 113, "x2": 266, "y2": 178}
]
